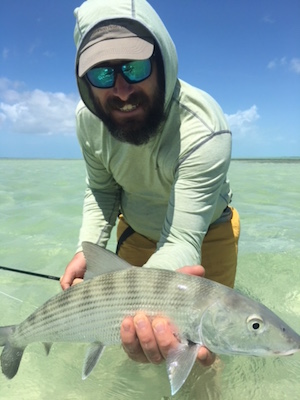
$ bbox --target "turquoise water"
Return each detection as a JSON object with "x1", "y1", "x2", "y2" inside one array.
[{"x1": 0, "y1": 159, "x2": 299, "y2": 400}]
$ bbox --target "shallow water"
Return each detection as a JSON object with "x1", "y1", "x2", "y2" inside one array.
[{"x1": 0, "y1": 159, "x2": 299, "y2": 400}]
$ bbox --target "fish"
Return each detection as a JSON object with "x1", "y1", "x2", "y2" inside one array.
[{"x1": 0, "y1": 242, "x2": 300, "y2": 396}]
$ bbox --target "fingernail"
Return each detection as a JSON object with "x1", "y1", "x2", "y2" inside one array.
[
  {"x1": 135, "y1": 318, "x2": 147, "y2": 330},
  {"x1": 122, "y1": 321, "x2": 131, "y2": 332},
  {"x1": 153, "y1": 321, "x2": 165, "y2": 334}
]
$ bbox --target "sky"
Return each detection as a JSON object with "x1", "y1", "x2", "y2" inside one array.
[{"x1": 0, "y1": 0, "x2": 299, "y2": 159}]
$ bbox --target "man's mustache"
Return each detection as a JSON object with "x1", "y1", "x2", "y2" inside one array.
[{"x1": 107, "y1": 93, "x2": 149, "y2": 109}]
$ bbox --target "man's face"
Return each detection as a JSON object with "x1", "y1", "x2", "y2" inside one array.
[{"x1": 89, "y1": 59, "x2": 165, "y2": 145}]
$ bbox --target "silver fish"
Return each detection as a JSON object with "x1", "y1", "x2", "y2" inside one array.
[{"x1": 0, "y1": 242, "x2": 300, "y2": 395}]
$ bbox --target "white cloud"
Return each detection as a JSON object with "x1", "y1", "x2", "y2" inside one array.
[
  {"x1": 0, "y1": 78, "x2": 79, "y2": 136},
  {"x1": 267, "y1": 57, "x2": 287, "y2": 69},
  {"x1": 0, "y1": 112, "x2": 6, "y2": 124},
  {"x1": 28, "y1": 39, "x2": 41, "y2": 55},
  {"x1": 267, "y1": 60, "x2": 276, "y2": 69},
  {"x1": 279, "y1": 57, "x2": 287, "y2": 66},
  {"x1": 43, "y1": 50, "x2": 55, "y2": 58},
  {"x1": 267, "y1": 57, "x2": 300, "y2": 74},
  {"x1": 0, "y1": 77, "x2": 25, "y2": 93},
  {"x1": 262, "y1": 15, "x2": 275, "y2": 24},
  {"x1": 2, "y1": 47, "x2": 9, "y2": 60},
  {"x1": 290, "y1": 58, "x2": 300, "y2": 74},
  {"x1": 225, "y1": 105, "x2": 260, "y2": 137}
]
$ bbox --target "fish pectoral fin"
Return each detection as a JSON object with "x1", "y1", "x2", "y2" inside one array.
[
  {"x1": 82, "y1": 342, "x2": 106, "y2": 380},
  {"x1": 82, "y1": 242, "x2": 131, "y2": 279},
  {"x1": 166, "y1": 341, "x2": 200, "y2": 396}
]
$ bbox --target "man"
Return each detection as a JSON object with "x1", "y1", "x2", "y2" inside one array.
[{"x1": 61, "y1": 0, "x2": 240, "y2": 368}]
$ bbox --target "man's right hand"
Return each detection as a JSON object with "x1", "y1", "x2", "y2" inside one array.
[{"x1": 60, "y1": 251, "x2": 86, "y2": 290}]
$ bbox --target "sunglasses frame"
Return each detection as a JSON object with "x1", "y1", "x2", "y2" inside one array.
[{"x1": 86, "y1": 58, "x2": 153, "y2": 89}]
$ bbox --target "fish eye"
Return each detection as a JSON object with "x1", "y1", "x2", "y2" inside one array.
[{"x1": 247, "y1": 315, "x2": 265, "y2": 333}]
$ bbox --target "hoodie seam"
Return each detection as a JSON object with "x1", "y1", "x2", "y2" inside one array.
[
  {"x1": 131, "y1": 0, "x2": 136, "y2": 18},
  {"x1": 176, "y1": 99, "x2": 215, "y2": 134},
  {"x1": 173, "y1": 98, "x2": 231, "y2": 168},
  {"x1": 176, "y1": 129, "x2": 231, "y2": 170}
]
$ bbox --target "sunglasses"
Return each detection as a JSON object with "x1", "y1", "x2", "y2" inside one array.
[{"x1": 86, "y1": 58, "x2": 152, "y2": 89}]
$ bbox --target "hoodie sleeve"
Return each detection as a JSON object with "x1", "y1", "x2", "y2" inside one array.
[
  {"x1": 144, "y1": 86, "x2": 232, "y2": 270},
  {"x1": 75, "y1": 102, "x2": 121, "y2": 252}
]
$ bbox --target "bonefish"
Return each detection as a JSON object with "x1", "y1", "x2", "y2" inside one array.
[{"x1": 1, "y1": 242, "x2": 300, "y2": 395}]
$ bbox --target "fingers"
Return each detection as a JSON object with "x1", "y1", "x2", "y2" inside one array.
[
  {"x1": 121, "y1": 313, "x2": 216, "y2": 369},
  {"x1": 121, "y1": 316, "x2": 149, "y2": 363},
  {"x1": 72, "y1": 278, "x2": 84, "y2": 286},
  {"x1": 121, "y1": 314, "x2": 180, "y2": 364},
  {"x1": 153, "y1": 317, "x2": 216, "y2": 367},
  {"x1": 60, "y1": 252, "x2": 86, "y2": 290},
  {"x1": 121, "y1": 314, "x2": 163, "y2": 364},
  {"x1": 152, "y1": 318, "x2": 178, "y2": 359},
  {"x1": 197, "y1": 346, "x2": 216, "y2": 367},
  {"x1": 60, "y1": 273, "x2": 74, "y2": 290},
  {"x1": 177, "y1": 265, "x2": 205, "y2": 277},
  {"x1": 134, "y1": 314, "x2": 164, "y2": 364},
  {"x1": 60, "y1": 270, "x2": 82, "y2": 290},
  {"x1": 120, "y1": 266, "x2": 214, "y2": 367}
]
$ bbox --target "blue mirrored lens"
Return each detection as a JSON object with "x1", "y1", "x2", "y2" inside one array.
[
  {"x1": 86, "y1": 59, "x2": 152, "y2": 88},
  {"x1": 121, "y1": 60, "x2": 151, "y2": 83},
  {"x1": 87, "y1": 67, "x2": 114, "y2": 88}
]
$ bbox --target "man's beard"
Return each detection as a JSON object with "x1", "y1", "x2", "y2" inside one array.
[{"x1": 92, "y1": 87, "x2": 165, "y2": 146}]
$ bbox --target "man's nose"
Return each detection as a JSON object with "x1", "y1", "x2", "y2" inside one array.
[{"x1": 113, "y1": 73, "x2": 134, "y2": 101}]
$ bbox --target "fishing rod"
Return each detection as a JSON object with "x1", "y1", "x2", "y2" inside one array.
[{"x1": 0, "y1": 265, "x2": 60, "y2": 281}]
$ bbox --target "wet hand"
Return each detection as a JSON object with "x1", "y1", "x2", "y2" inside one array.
[
  {"x1": 121, "y1": 314, "x2": 177, "y2": 364},
  {"x1": 121, "y1": 314, "x2": 215, "y2": 367},
  {"x1": 60, "y1": 251, "x2": 86, "y2": 290},
  {"x1": 120, "y1": 265, "x2": 216, "y2": 367}
]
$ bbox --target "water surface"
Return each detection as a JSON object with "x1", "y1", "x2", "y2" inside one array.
[{"x1": 0, "y1": 159, "x2": 299, "y2": 399}]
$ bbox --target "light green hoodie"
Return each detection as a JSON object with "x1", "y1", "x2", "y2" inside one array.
[{"x1": 73, "y1": 0, "x2": 233, "y2": 270}]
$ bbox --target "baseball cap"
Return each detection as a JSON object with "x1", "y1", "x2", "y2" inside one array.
[{"x1": 78, "y1": 21, "x2": 154, "y2": 77}]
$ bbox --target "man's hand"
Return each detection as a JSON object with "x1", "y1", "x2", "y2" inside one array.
[
  {"x1": 120, "y1": 265, "x2": 216, "y2": 367},
  {"x1": 60, "y1": 251, "x2": 86, "y2": 290}
]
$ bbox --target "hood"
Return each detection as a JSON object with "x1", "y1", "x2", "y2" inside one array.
[{"x1": 74, "y1": 0, "x2": 178, "y2": 116}]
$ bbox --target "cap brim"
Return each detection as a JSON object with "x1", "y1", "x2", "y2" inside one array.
[{"x1": 78, "y1": 37, "x2": 154, "y2": 77}]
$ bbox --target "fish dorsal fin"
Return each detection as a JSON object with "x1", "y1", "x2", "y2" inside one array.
[
  {"x1": 82, "y1": 241, "x2": 131, "y2": 279},
  {"x1": 82, "y1": 342, "x2": 106, "y2": 380},
  {"x1": 166, "y1": 342, "x2": 200, "y2": 396}
]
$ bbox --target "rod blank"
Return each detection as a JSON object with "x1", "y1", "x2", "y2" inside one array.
[{"x1": 0, "y1": 265, "x2": 60, "y2": 281}]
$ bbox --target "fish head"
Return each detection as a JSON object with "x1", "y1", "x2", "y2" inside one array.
[{"x1": 199, "y1": 291, "x2": 300, "y2": 357}]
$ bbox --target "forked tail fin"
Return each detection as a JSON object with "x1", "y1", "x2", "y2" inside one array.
[{"x1": 0, "y1": 325, "x2": 25, "y2": 379}]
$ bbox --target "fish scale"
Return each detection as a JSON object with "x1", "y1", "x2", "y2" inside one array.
[
  {"x1": 1, "y1": 243, "x2": 300, "y2": 396},
  {"x1": 12, "y1": 268, "x2": 202, "y2": 346}
]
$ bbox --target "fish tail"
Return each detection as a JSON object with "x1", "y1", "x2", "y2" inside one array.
[{"x1": 0, "y1": 325, "x2": 25, "y2": 379}]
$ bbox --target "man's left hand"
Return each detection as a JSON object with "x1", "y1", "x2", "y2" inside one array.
[{"x1": 120, "y1": 265, "x2": 216, "y2": 367}]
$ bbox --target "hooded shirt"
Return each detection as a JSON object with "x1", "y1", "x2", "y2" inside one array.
[{"x1": 73, "y1": 0, "x2": 233, "y2": 270}]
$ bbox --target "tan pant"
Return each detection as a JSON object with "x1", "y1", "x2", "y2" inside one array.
[{"x1": 117, "y1": 207, "x2": 240, "y2": 288}]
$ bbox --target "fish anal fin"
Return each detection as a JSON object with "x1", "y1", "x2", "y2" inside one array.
[
  {"x1": 82, "y1": 342, "x2": 105, "y2": 380},
  {"x1": 166, "y1": 342, "x2": 200, "y2": 396},
  {"x1": 43, "y1": 342, "x2": 52, "y2": 355}
]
